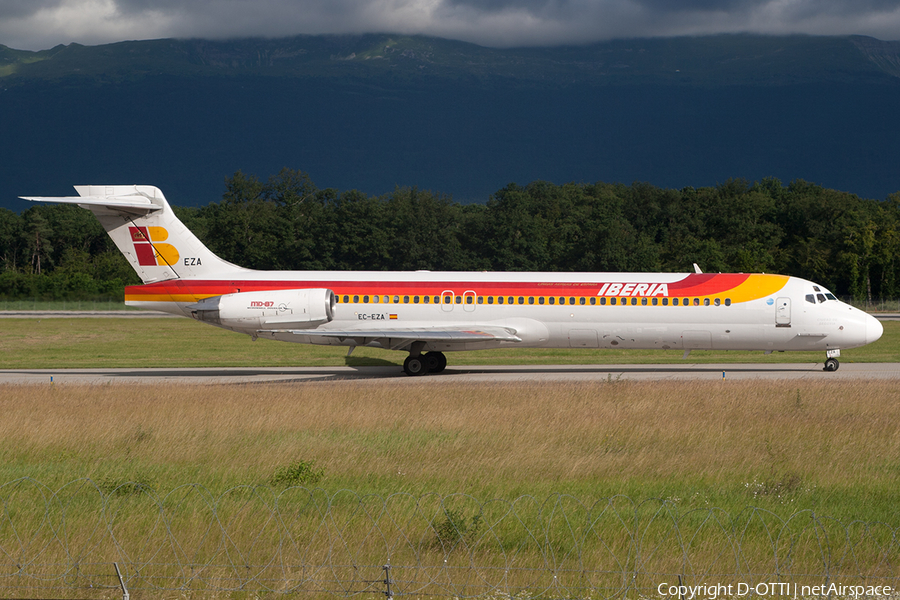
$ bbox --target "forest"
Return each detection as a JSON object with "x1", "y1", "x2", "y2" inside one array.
[{"x1": 2, "y1": 169, "x2": 899, "y2": 302}]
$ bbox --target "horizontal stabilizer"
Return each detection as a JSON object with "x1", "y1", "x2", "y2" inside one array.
[{"x1": 21, "y1": 195, "x2": 160, "y2": 215}]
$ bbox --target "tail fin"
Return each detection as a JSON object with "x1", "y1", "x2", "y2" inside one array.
[{"x1": 22, "y1": 185, "x2": 246, "y2": 283}]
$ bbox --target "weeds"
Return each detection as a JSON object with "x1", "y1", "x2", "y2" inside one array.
[
  {"x1": 431, "y1": 508, "x2": 483, "y2": 551},
  {"x1": 270, "y1": 460, "x2": 324, "y2": 486}
]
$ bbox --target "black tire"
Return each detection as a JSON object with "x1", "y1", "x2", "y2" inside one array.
[
  {"x1": 424, "y1": 351, "x2": 447, "y2": 373},
  {"x1": 823, "y1": 358, "x2": 840, "y2": 372},
  {"x1": 403, "y1": 355, "x2": 428, "y2": 376}
]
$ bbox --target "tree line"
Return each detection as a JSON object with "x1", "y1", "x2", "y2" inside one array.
[{"x1": 3, "y1": 168, "x2": 899, "y2": 301}]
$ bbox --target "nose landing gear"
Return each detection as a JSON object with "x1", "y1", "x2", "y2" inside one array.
[{"x1": 823, "y1": 349, "x2": 840, "y2": 372}]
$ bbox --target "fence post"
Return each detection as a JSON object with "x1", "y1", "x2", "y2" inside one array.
[
  {"x1": 114, "y1": 563, "x2": 129, "y2": 600},
  {"x1": 383, "y1": 564, "x2": 393, "y2": 600}
]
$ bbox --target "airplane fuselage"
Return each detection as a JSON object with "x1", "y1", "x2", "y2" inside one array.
[{"x1": 126, "y1": 270, "x2": 881, "y2": 355}]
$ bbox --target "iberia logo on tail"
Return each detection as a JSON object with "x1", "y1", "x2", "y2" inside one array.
[{"x1": 129, "y1": 226, "x2": 180, "y2": 267}]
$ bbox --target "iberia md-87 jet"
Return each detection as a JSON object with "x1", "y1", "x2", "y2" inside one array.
[{"x1": 24, "y1": 185, "x2": 883, "y2": 375}]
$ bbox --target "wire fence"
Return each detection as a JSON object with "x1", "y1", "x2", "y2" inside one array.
[{"x1": 1, "y1": 478, "x2": 898, "y2": 599}]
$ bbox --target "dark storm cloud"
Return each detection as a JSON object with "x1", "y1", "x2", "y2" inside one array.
[
  {"x1": 0, "y1": 0, "x2": 65, "y2": 20},
  {"x1": 1, "y1": 0, "x2": 899, "y2": 52}
]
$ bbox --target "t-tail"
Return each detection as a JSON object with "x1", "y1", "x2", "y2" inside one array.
[{"x1": 22, "y1": 185, "x2": 245, "y2": 283}]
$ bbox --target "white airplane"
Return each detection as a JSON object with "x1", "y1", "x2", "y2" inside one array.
[{"x1": 24, "y1": 185, "x2": 883, "y2": 374}]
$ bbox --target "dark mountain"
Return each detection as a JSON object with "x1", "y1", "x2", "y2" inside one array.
[{"x1": 2, "y1": 34, "x2": 899, "y2": 210}]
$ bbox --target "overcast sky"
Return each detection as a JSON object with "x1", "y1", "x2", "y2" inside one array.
[{"x1": 2, "y1": 0, "x2": 900, "y2": 51}]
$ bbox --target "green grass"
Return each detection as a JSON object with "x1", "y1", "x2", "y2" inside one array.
[
  {"x1": 0, "y1": 315, "x2": 896, "y2": 368},
  {"x1": 2, "y1": 379, "x2": 899, "y2": 600},
  {"x1": 0, "y1": 298, "x2": 130, "y2": 311}
]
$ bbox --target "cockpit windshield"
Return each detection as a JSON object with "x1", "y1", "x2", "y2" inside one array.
[{"x1": 806, "y1": 285, "x2": 838, "y2": 304}]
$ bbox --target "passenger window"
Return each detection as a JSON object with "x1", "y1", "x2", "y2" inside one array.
[
  {"x1": 353, "y1": 295, "x2": 359, "y2": 303},
  {"x1": 673, "y1": 298, "x2": 679, "y2": 306},
  {"x1": 600, "y1": 297, "x2": 606, "y2": 306},
  {"x1": 403, "y1": 296, "x2": 409, "y2": 304},
  {"x1": 498, "y1": 296, "x2": 504, "y2": 304},
  {"x1": 363, "y1": 295, "x2": 370, "y2": 303},
  {"x1": 590, "y1": 297, "x2": 596, "y2": 305},
  {"x1": 714, "y1": 298, "x2": 721, "y2": 306},
  {"x1": 477, "y1": 296, "x2": 484, "y2": 304},
  {"x1": 579, "y1": 297, "x2": 586, "y2": 305},
  {"x1": 631, "y1": 297, "x2": 637, "y2": 305},
  {"x1": 549, "y1": 297, "x2": 555, "y2": 305},
  {"x1": 466, "y1": 296, "x2": 473, "y2": 304},
  {"x1": 569, "y1": 297, "x2": 575, "y2": 305},
  {"x1": 693, "y1": 298, "x2": 700, "y2": 306},
  {"x1": 703, "y1": 298, "x2": 710, "y2": 306},
  {"x1": 528, "y1": 297, "x2": 534, "y2": 305},
  {"x1": 424, "y1": 296, "x2": 430, "y2": 304},
  {"x1": 508, "y1": 297, "x2": 514, "y2": 304},
  {"x1": 539, "y1": 297, "x2": 545, "y2": 305},
  {"x1": 413, "y1": 296, "x2": 420, "y2": 303},
  {"x1": 662, "y1": 298, "x2": 668, "y2": 306},
  {"x1": 641, "y1": 298, "x2": 647, "y2": 306},
  {"x1": 488, "y1": 296, "x2": 494, "y2": 304},
  {"x1": 455, "y1": 296, "x2": 462, "y2": 304},
  {"x1": 725, "y1": 298, "x2": 731, "y2": 306},
  {"x1": 433, "y1": 296, "x2": 440, "y2": 304},
  {"x1": 559, "y1": 297, "x2": 565, "y2": 305},
  {"x1": 610, "y1": 297, "x2": 617, "y2": 305},
  {"x1": 517, "y1": 297, "x2": 524, "y2": 305},
  {"x1": 373, "y1": 295, "x2": 379, "y2": 303},
  {"x1": 342, "y1": 295, "x2": 349, "y2": 303},
  {"x1": 394, "y1": 296, "x2": 400, "y2": 304},
  {"x1": 652, "y1": 298, "x2": 658, "y2": 306},
  {"x1": 443, "y1": 295, "x2": 452, "y2": 304}
]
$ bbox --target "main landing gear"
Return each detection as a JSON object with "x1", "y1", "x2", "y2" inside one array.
[{"x1": 403, "y1": 351, "x2": 447, "y2": 376}]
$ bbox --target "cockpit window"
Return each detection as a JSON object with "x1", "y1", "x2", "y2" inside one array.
[
  {"x1": 826, "y1": 293, "x2": 837, "y2": 301},
  {"x1": 806, "y1": 294, "x2": 815, "y2": 304},
  {"x1": 813, "y1": 286, "x2": 821, "y2": 292},
  {"x1": 816, "y1": 293, "x2": 826, "y2": 303}
]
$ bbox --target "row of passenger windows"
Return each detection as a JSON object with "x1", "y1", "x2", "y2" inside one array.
[{"x1": 337, "y1": 294, "x2": 733, "y2": 307}]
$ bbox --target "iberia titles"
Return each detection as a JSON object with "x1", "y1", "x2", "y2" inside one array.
[{"x1": 597, "y1": 283, "x2": 669, "y2": 297}]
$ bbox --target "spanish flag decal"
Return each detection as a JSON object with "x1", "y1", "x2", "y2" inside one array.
[{"x1": 389, "y1": 314, "x2": 398, "y2": 320}]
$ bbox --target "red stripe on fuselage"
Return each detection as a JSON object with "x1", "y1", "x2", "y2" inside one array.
[{"x1": 125, "y1": 273, "x2": 754, "y2": 301}]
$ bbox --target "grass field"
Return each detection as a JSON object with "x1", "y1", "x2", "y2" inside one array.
[
  {"x1": 2, "y1": 317, "x2": 899, "y2": 597},
  {"x1": 2, "y1": 379, "x2": 899, "y2": 520},
  {"x1": 0, "y1": 316, "x2": 898, "y2": 368},
  {"x1": 7, "y1": 379, "x2": 899, "y2": 598}
]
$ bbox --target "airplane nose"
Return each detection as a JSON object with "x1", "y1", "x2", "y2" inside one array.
[{"x1": 867, "y1": 313, "x2": 884, "y2": 345}]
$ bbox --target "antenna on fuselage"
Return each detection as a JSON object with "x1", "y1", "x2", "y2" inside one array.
[{"x1": 693, "y1": 263, "x2": 703, "y2": 274}]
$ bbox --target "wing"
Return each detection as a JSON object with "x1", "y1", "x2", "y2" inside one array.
[{"x1": 260, "y1": 325, "x2": 522, "y2": 350}]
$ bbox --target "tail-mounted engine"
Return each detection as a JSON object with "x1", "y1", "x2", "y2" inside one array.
[{"x1": 187, "y1": 288, "x2": 335, "y2": 333}]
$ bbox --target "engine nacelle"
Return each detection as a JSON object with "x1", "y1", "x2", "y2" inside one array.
[{"x1": 187, "y1": 288, "x2": 335, "y2": 332}]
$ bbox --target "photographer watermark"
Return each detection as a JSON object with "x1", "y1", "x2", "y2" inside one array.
[{"x1": 657, "y1": 582, "x2": 895, "y2": 599}]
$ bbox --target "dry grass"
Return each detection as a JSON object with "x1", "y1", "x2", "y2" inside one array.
[
  {"x1": 2, "y1": 380, "x2": 899, "y2": 598},
  {"x1": 2, "y1": 379, "x2": 899, "y2": 517}
]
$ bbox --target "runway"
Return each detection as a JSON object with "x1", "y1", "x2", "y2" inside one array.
[{"x1": 1, "y1": 362, "x2": 899, "y2": 384}]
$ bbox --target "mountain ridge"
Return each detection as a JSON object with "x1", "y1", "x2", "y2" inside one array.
[
  {"x1": 2, "y1": 33, "x2": 899, "y2": 210},
  {"x1": 3, "y1": 33, "x2": 900, "y2": 87}
]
